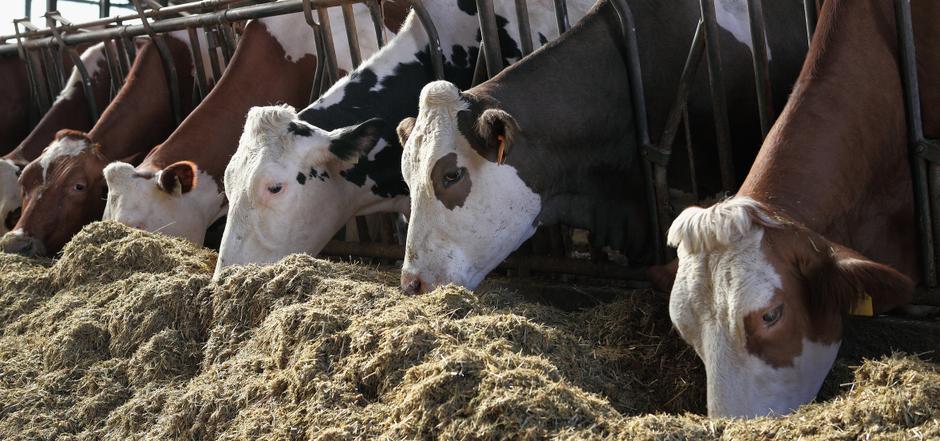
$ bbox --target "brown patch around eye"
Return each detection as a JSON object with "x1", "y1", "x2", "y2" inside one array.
[
  {"x1": 743, "y1": 305, "x2": 803, "y2": 368},
  {"x1": 431, "y1": 153, "x2": 471, "y2": 210}
]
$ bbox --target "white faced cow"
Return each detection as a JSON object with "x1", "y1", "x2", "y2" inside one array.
[
  {"x1": 667, "y1": 0, "x2": 932, "y2": 418},
  {"x1": 398, "y1": 0, "x2": 809, "y2": 294},
  {"x1": 214, "y1": 0, "x2": 595, "y2": 276}
]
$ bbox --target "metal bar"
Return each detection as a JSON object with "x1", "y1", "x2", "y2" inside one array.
[
  {"x1": 47, "y1": 13, "x2": 100, "y2": 120},
  {"x1": 1, "y1": 0, "x2": 382, "y2": 56},
  {"x1": 130, "y1": 0, "x2": 183, "y2": 125},
  {"x1": 14, "y1": 19, "x2": 52, "y2": 115},
  {"x1": 471, "y1": 42, "x2": 486, "y2": 86},
  {"x1": 204, "y1": 27, "x2": 224, "y2": 83},
  {"x1": 896, "y1": 0, "x2": 937, "y2": 288},
  {"x1": 341, "y1": 3, "x2": 363, "y2": 67},
  {"x1": 320, "y1": 240, "x2": 651, "y2": 281},
  {"x1": 187, "y1": 27, "x2": 210, "y2": 99},
  {"x1": 700, "y1": 0, "x2": 736, "y2": 192},
  {"x1": 746, "y1": 0, "x2": 774, "y2": 137},
  {"x1": 803, "y1": 0, "x2": 817, "y2": 45},
  {"x1": 608, "y1": 0, "x2": 663, "y2": 263},
  {"x1": 218, "y1": 24, "x2": 237, "y2": 65},
  {"x1": 553, "y1": 0, "x2": 569, "y2": 34},
  {"x1": 317, "y1": 7, "x2": 341, "y2": 81},
  {"x1": 302, "y1": 0, "x2": 329, "y2": 100},
  {"x1": 365, "y1": 0, "x2": 385, "y2": 47},
  {"x1": 406, "y1": 0, "x2": 445, "y2": 80},
  {"x1": 100, "y1": 0, "x2": 111, "y2": 18},
  {"x1": 475, "y1": 0, "x2": 504, "y2": 78},
  {"x1": 683, "y1": 107, "x2": 698, "y2": 198},
  {"x1": 514, "y1": 0, "x2": 534, "y2": 55},
  {"x1": 101, "y1": 38, "x2": 124, "y2": 99},
  {"x1": 47, "y1": 0, "x2": 57, "y2": 11},
  {"x1": 0, "y1": 0, "x2": 247, "y2": 43},
  {"x1": 113, "y1": 34, "x2": 131, "y2": 83}
]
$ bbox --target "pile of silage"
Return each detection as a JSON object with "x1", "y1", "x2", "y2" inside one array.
[{"x1": 0, "y1": 221, "x2": 937, "y2": 440}]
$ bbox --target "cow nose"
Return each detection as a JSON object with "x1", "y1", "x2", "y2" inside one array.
[
  {"x1": 401, "y1": 271, "x2": 427, "y2": 295},
  {"x1": 0, "y1": 231, "x2": 46, "y2": 257}
]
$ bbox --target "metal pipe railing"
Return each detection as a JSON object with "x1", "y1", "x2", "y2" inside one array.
[
  {"x1": 803, "y1": 0, "x2": 818, "y2": 45},
  {"x1": 553, "y1": 0, "x2": 569, "y2": 34},
  {"x1": 513, "y1": 0, "x2": 534, "y2": 55},
  {"x1": 130, "y1": 0, "x2": 183, "y2": 124},
  {"x1": 746, "y1": 0, "x2": 773, "y2": 137},
  {"x1": 0, "y1": 0, "x2": 248, "y2": 43},
  {"x1": 896, "y1": 0, "x2": 938, "y2": 289},
  {"x1": 475, "y1": 0, "x2": 504, "y2": 78},
  {"x1": 699, "y1": 0, "x2": 735, "y2": 192}
]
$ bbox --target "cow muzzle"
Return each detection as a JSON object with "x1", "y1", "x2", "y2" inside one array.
[
  {"x1": 400, "y1": 271, "x2": 432, "y2": 295},
  {"x1": 0, "y1": 230, "x2": 47, "y2": 257}
]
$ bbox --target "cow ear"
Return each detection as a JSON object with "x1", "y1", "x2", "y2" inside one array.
[
  {"x1": 397, "y1": 117, "x2": 417, "y2": 146},
  {"x1": 804, "y1": 244, "x2": 914, "y2": 316},
  {"x1": 328, "y1": 118, "x2": 385, "y2": 163},
  {"x1": 158, "y1": 161, "x2": 198, "y2": 196},
  {"x1": 476, "y1": 108, "x2": 518, "y2": 165}
]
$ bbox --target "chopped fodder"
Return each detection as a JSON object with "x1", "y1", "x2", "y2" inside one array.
[{"x1": 0, "y1": 221, "x2": 937, "y2": 440}]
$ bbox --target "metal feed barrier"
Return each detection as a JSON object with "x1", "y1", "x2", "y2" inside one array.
[{"x1": 2, "y1": 0, "x2": 937, "y2": 301}]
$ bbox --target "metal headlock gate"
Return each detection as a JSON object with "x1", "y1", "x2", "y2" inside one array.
[{"x1": 2, "y1": 0, "x2": 937, "y2": 300}]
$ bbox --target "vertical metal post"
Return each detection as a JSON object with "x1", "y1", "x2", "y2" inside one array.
[
  {"x1": 608, "y1": 0, "x2": 663, "y2": 263},
  {"x1": 513, "y1": 0, "x2": 534, "y2": 56},
  {"x1": 803, "y1": 0, "x2": 817, "y2": 45},
  {"x1": 405, "y1": 0, "x2": 445, "y2": 80},
  {"x1": 46, "y1": 0, "x2": 57, "y2": 12},
  {"x1": 553, "y1": 0, "x2": 569, "y2": 34},
  {"x1": 187, "y1": 27, "x2": 210, "y2": 99},
  {"x1": 100, "y1": 0, "x2": 110, "y2": 18},
  {"x1": 341, "y1": 3, "x2": 363, "y2": 68},
  {"x1": 47, "y1": 13, "x2": 99, "y2": 120},
  {"x1": 15, "y1": 19, "x2": 52, "y2": 115},
  {"x1": 26, "y1": 0, "x2": 33, "y2": 19},
  {"x1": 896, "y1": 0, "x2": 937, "y2": 288},
  {"x1": 317, "y1": 7, "x2": 341, "y2": 82},
  {"x1": 475, "y1": 0, "x2": 504, "y2": 78},
  {"x1": 365, "y1": 0, "x2": 385, "y2": 47},
  {"x1": 129, "y1": 0, "x2": 182, "y2": 124},
  {"x1": 746, "y1": 0, "x2": 774, "y2": 137},
  {"x1": 700, "y1": 0, "x2": 736, "y2": 192}
]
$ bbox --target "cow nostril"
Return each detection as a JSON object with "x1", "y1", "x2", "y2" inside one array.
[{"x1": 401, "y1": 273, "x2": 425, "y2": 296}]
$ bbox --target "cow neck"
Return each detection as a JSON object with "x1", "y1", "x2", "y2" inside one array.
[
  {"x1": 5, "y1": 52, "x2": 111, "y2": 167},
  {"x1": 738, "y1": 0, "x2": 939, "y2": 277},
  {"x1": 297, "y1": 10, "x2": 477, "y2": 201},
  {"x1": 0, "y1": 55, "x2": 31, "y2": 155},
  {"x1": 89, "y1": 37, "x2": 195, "y2": 164},
  {"x1": 141, "y1": 19, "x2": 316, "y2": 186},
  {"x1": 471, "y1": 1, "x2": 653, "y2": 259}
]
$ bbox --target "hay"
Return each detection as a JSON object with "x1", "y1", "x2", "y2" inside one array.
[{"x1": 0, "y1": 221, "x2": 937, "y2": 440}]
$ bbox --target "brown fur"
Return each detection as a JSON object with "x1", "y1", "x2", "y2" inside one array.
[{"x1": 431, "y1": 152, "x2": 471, "y2": 209}]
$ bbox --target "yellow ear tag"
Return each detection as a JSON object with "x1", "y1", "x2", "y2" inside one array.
[
  {"x1": 849, "y1": 293, "x2": 874, "y2": 317},
  {"x1": 496, "y1": 135, "x2": 506, "y2": 165}
]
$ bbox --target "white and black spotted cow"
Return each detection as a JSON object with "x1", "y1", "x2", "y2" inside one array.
[
  {"x1": 215, "y1": 0, "x2": 596, "y2": 275},
  {"x1": 398, "y1": 0, "x2": 810, "y2": 293}
]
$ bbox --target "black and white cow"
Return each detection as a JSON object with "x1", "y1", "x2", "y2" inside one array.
[
  {"x1": 397, "y1": 0, "x2": 810, "y2": 293},
  {"x1": 215, "y1": 0, "x2": 595, "y2": 275}
]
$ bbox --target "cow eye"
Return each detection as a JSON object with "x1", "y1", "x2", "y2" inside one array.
[
  {"x1": 74, "y1": 183, "x2": 86, "y2": 192},
  {"x1": 268, "y1": 183, "x2": 283, "y2": 194},
  {"x1": 762, "y1": 304, "x2": 784, "y2": 325},
  {"x1": 442, "y1": 167, "x2": 465, "y2": 188}
]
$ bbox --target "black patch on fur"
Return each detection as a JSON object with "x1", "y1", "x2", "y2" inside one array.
[
  {"x1": 456, "y1": 0, "x2": 477, "y2": 15},
  {"x1": 296, "y1": 172, "x2": 307, "y2": 185},
  {"x1": 287, "y1": 121, "x2": 313, "y2": 137}
]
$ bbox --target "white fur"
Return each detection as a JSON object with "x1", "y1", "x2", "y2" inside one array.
[
  {"x1": 38, "y1": 136, "x2": 89, "y2": 183},
  {"x1": 401, "y1": 81, "x2": 541, "y2": 290},
  {"x1": 215, "y1": 106, "x2": 407, "y2": 276},
  {"x1": 0, "y1": 160, "x2": 20, "y2": 235},
  {"x1": 103, "y1": 163, "x2": 226, "y2": 245},
  {"x1": 261, "y1": 5, "x2": 379, "y2": 70},
  {"x1": 669, "y1": 197, "x2": 836, "y2": 418},
  {"x1": 715, "y1": 0, "x2": 772, "y2": 61},
  {"x1": 55, "y1": 42, "x2": 107, "y2": 103}
]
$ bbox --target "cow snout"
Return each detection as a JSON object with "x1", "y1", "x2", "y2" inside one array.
[
  {"x1": 0, "y1": 231, "x2": 47, "y2": 257},
  {"x1": 401, "y1": 271, "x2": 429, "y2": 295}
]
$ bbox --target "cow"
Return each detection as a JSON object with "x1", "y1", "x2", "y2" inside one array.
[
  {"x1": 396, "y1": 0, "x2": 808, "y2": 294},
  {"x1": 213, "y1": 0, "x2": 600, "y2": 276},
  {"x1": 102, "y1": 6, "x2": 386, "y2": 246},
  {"x1": 0, "y1": 31, "x2": 207, "y2": 257},
  {"x1": 0, "y1": 42, "x2": 113, "y2": 235},
  {"x1": 666, "y1": 0, "x2": 936, "y2": 418}
]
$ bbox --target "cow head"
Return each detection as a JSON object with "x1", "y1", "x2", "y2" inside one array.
[
  {"x1": 0, "y1": 130, "x2": 110, "y2": 256},
  {"x1": 0, "y1": 159, "x2": 23, "y2": 235},
  {"x1": 399, "y1": 81, "x2": 541, "y2": 294},
  {"x1": 103, "y1": 158, "x2": 224, "y2": 245},
  {"x1": 667, "y1": 197, "x2": 913, "y2": 418},
  {"x1": 215, "y1": 105, "x2": 389, "y2": 275}
]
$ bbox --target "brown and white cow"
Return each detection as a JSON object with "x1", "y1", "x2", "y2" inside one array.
[
  {"x1": 0, "y1": 42, "x2": 113, "y2": 235},
  {"x1": 666, "y1": 0, "x2": 935, "y2": 418},
  {"x1": 398, "y1": 0, "x2": 808, "y2": 293},
  {"x1": 0, "y1": 32, "x2": 205, "y2": 256},
  {"x1": 103, "y1": 8, "x2": 383, "y2": 245}
]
